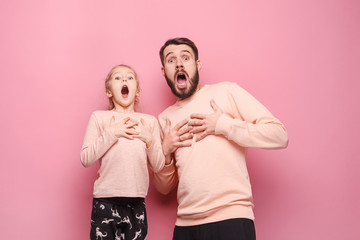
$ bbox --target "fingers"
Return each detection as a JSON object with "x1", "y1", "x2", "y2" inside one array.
[
  {"x1": 178, "y1": 125, "x2": 193, "y2": 136},
  {"x1": 121, "y1": 117, "x2": 131, "y2": 124},
  {"x1": 174, "y1": 118, "x2": 189, "y2": 131}
]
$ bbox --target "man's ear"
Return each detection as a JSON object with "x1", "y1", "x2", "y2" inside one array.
[
  {"x1": 196, "y1": 60, "x2": 202, "y2": 72},
  {"x1": 161, "y1": 67, "x2": 165, "y2": 76}
]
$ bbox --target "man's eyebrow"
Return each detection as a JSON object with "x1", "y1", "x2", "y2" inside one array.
[
  {"x1": 165, "y1": 50, "x2": 193, "y2": 59},
  {"x1": 165, "y1": 51, "x2": 174, "y2": 59},
  {"x1": 181, "y1": 50, "x2": 192, "y2": 55}
]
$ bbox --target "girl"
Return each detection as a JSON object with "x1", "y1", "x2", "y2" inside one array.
[{"x1": 81, "y1": 64, "x2": 165, "y2": 240}]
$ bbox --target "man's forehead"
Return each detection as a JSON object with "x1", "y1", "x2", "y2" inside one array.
[{"x1": 164, "y1": 44, "x2": 194, "y2": 57}]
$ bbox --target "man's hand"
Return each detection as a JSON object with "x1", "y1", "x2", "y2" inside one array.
[
  {"x1": 189, "y1": 99, "x2": 223, "y2": 142},
  {"x1": 109, "y1": 116, "x2": 139, "y2": 139},
  {"x1": 162, "y1": 118, "x2": 193, "y2": 160}
]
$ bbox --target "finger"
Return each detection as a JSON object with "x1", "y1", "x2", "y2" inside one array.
[
  {"x1": 126, "y1": 118, "x2": 139, "y2": 126},
  {"x1": 125, "y1": 129, "x2": 139, "y2": 135},
  {"x1": 174, "y1": 118, "x2": 189, "y2": 131},
  {"x1": 126, "y1": 122, "x2": 138, "y2": 128},
  {"x1": 123, "y1": 134, "x2": 134, "y2": 140},
  {"x1": 195, "y1": 132, "x2": 207, "y2": 142},
  {"x1": 130, "y1": 118, "x2": 139, "y2": 124},
  {"x1": 189, "y1": 126, "x2": 206, "y2": 134},
  {"x1": 165, "y1": 119, "x2": 171, "y2": 133},
  {"x1": 174, "y1": 140, "x2": 192, "y2": 148},
  {"x1": 179, "y1": 133, "x2": 193, "y2": 141},
  {"x1": 121, "y1": 117, "x2": 131, "y2": 124},
  {"x1": 188, "y1": 119, "x2": 204, "y2": 127},
  {"x1": 140, "y1": 118, "x2": 146, "y2": 126},
  {"x1": 178, "y1": 125, "x2": 193, "y2": 135},
  {"x1": 210, "y1": 99, "x2": 219, "y2": 112},
  {"x1": 131, "y1": 134, "x2": 141, "y2": 139},
  {"x1": 190, "y1": 113, "x2": 206, "y2": 120},
  {"x1": 110, "y1": 116, "x2": 115, "y2": 126}
]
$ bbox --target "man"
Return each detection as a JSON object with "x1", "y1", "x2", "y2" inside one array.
[{"x1": 152, "y1": 37, "x2": 289, "y2": 240}]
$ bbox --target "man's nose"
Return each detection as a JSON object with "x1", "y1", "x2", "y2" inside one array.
[{"x1": 176, "y1": 60, "x2": 184, "y2": 70}]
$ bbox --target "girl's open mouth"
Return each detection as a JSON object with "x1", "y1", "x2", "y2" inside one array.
[{"x1": 121, "y1": 85, "x2": 129, "y2": 98}]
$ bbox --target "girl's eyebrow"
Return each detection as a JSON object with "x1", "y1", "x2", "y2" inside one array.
[{"x1": 111, "y1": 72, "x2": 120, "y2": 77}]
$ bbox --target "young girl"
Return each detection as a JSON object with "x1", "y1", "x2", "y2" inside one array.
[{"x1": 81, "y1": 64, "x2": 165, "y2": 240}]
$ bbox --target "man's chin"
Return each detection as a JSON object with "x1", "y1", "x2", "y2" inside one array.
[{"x1": 175, "y1": 88, "x2": 195, "y2": 100}]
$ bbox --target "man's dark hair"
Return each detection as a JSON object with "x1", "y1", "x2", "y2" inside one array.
[{"x1": 159, "y1": 37, "x2": 199, "y2": 66}]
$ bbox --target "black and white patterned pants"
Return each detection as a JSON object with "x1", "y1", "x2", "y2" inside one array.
[{"x1": 90, "y1": 197, "x2": 147, "y2": 240}]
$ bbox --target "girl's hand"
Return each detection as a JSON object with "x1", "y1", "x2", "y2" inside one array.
[
  {"x1": 133, "y1": 118, "x2": 153, "y2": 148},
  {"x1": 109, "y1": 116, "x2": 139, "y2": 139}
]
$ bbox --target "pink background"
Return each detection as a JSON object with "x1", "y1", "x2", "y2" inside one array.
[{"x1": 1, "y1": 0, "x2": 359, "y2": 239}]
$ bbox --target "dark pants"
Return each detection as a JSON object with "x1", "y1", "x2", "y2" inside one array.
[
  {"x1": 90, "y1": 197, "x2": 147, "y2": 240},
  {"x1": 173, "y1": 218, "x2": 256, "y2": 240}
]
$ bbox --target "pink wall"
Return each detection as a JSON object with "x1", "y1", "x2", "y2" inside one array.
[{"x1": 1, "y1": 0, "x2": 359, "y2": 239}]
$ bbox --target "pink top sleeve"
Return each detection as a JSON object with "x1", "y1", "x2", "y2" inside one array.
[
  {"x1": 80, "y1": 113, "x2": 118, "y2": 168},
  {"x1": 215, "y1": 82, "x2": 289, "y2": 149}
]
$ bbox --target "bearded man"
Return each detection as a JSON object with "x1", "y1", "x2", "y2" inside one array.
[{"x1": 152, "y1": 37, "x2": 289, "y2": 240}]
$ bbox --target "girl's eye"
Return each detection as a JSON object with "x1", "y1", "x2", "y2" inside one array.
[
  {"x1": 128, "y1": 76, "x2": 133, "y2": 80},
  {"x1": 115, "y1": 77, "x2": 120, "y2": 80}
]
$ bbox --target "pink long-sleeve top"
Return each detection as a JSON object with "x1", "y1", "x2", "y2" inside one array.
[
  {"x1": 152, "y1": 82, "x2": 288, "y2": 226},
  {"x1": 81, "y1": 111, "x2": 165, "y2": 198}
]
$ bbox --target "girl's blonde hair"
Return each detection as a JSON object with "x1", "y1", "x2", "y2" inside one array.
[{"x1": 105, "y1": 64, "x2": 140, "y2": 110}]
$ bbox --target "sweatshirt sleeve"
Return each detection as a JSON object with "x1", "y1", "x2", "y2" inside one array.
[
  {"x1": 215, "y1": 83, "x2": 289, "y2": 149},
  {"x1": 80, "y1": 112, "x2": 118, "y2": 167},
  {"x1": 146, "y1": 118, "x2": 165, "y2": 173},
  {"x1": 151, "y1": 159, "x2": 178, "y2": 195},
  {"x1": 150, "y1": 115, "x2": 179, "y2": 195}
]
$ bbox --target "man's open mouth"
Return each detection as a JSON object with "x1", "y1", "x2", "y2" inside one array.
[
  {"x1": 176, "y1": 71, "x2": 188, "y2": 89},
  {"x1": 121, "y1": 85, "x2": 129, "y2": 98}
]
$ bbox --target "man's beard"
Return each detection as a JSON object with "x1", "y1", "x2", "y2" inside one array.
[{"x1": 164, "y1": 69, "x2": 199, "y2": 100}]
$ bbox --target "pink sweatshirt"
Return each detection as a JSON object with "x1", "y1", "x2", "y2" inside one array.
[
  {"x1": 81, "y1": 111, "x2": 165, "y2": 198},
  {"x1": 152, "y1": 82, "x2": 288, "y2": 226}
]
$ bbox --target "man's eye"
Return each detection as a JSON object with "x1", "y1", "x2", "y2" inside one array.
[
  {"x1": 168, "y1": 58, "x2": 174, "y2": 63},
  {"x1": 184, "y1": 56, "x2": 189, "y2": 60}
]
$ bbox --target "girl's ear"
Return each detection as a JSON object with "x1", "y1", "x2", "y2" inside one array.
[
  {"x1": 106, "y1": 90, "x2": 112, "y2": 98},
  {"x1": 136, "y1": 88, "x2": 140, "y2": 97}
]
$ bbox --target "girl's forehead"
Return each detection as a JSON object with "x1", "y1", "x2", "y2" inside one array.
[{"x1": 112, "y1": 66, "x2": 135, "y2": 76}]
